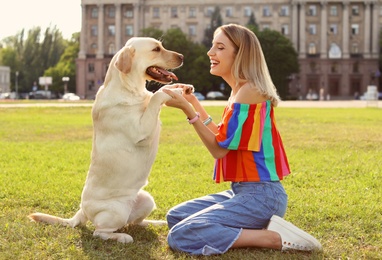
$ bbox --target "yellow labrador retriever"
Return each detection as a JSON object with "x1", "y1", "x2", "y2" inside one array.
[{"x1": 29, "y1": 37, "x2": 184, "y2": 243}]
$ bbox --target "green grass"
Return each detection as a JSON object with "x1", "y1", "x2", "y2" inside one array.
[{"x1": 0, "y1": 105, "x2": 381, "y2": 259}]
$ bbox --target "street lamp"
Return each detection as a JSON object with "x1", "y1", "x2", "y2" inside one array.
[
  {"x1": 62, "y1": 77, "x2": 70, "y2": 94},
  {"x1": 15, "y1": 71, "x2": 19, "y2": 99}
]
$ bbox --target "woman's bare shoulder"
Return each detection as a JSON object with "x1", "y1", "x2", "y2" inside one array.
[{"x1": 234, "y1": 83, "x2": 268, "y2": 104}]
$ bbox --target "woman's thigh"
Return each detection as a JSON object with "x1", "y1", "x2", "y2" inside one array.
[
  {"x1": 166, "y1": 190, "x2": 234, "y2": 228},
  {"x1": 176, "y1": 181, "x2": 288, "y2": 229}
]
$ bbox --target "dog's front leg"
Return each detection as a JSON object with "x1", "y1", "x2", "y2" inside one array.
[{"x1": 132, "y1": 91, "x2": 174, "y2": 144}]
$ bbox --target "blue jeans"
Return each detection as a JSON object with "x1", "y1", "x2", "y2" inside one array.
[{"x1": 166, "y1": 181, "x2": 288, "y2": 255}]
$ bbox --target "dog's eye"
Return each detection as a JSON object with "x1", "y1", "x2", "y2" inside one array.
[{"x1": 152, "y1": 47, "x2": 161, "y2": 52}]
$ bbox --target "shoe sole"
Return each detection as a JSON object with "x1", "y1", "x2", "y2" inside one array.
[{"x1": 267, "y1": 215, "x2": 322, "y2": 251}]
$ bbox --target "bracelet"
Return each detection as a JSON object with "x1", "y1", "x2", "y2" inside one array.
[
  {"x1": 203, "y1": 116, "x2": 213, "y2": 126},
  {"x1": 187, "y1": 112, "x2": 200, "y2": 124}
]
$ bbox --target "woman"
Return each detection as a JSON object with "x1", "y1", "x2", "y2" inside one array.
[{"x1": 161, "y1": 24, "x2": 322, "y2": 255}]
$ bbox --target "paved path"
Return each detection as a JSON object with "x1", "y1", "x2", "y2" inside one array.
[
  {"x1": 202, "y1": 100, "x2": 381, "y2": 108},
  {"x1": 0, "y1": 100, "x2": 380, "y2": 108}
]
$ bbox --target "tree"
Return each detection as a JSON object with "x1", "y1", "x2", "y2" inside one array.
[
  {"x1": 202, "y1": 6, "x2": 223, "y2": 48},
  {"x1": 0, "y1": 26, "x2": 66, "y2": 94},
  {"x1": 254, "y1": 28, "x2": 299, "y2": 99},
  {"x1": 247, "y1": 12, "x2": 259, "y2": 31},
  {"x1": 44, "y1": 33, "x2": 80, "y2": 94}
]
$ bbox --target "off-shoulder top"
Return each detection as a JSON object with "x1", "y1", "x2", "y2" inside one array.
[{"x1": 213, "y1": 100, "x2": 290, "y2": 183}]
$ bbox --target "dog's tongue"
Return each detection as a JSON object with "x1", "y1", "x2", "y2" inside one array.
[{"x1": 157, "y1": 68, "x2": 178, "y2": 81}]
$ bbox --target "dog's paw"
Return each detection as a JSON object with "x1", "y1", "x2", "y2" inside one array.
[
  {"x1": 171, "y1": 88, "x2": 183, "y2": 96},
  {"x1": 94, "y1": 230, "x2": 134, "y2": 243}
]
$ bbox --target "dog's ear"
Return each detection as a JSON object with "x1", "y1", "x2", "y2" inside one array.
[{"x1": 115, "y1": 46, "x2": 135, "y2": 74}]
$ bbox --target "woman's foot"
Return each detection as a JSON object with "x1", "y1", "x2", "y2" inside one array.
[{"x1": 267, "y1": 215, "x2": 322, "y2": 251}]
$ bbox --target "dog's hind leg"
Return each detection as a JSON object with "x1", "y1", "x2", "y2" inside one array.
[
  {"x1": 92, "y1": 209, "x2": 134, "y2": 243},
  {"x1": 93, "y1": 228, "x2": 134, "y2": 243},
  {"x1": 128, "y1": 190, "x2": 166, "y2": 226}
]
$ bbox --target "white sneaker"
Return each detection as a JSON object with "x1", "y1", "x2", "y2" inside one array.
[{"x1": 267, "y1": 215, "x2": 322, "y2": 251}]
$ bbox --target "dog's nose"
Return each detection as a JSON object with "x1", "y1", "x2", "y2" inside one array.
[{"x1": 178, "y1": 54, "x2": 184, "y2": 62}]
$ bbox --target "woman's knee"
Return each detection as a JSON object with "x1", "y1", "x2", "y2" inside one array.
[{"x1": 166, "y1": 210, "x2": 179, "y2": 229}]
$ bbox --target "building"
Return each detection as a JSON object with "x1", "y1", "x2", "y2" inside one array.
[
  {"x1": 76, "y1": 0, "x2": 381, "y2": 100},
  {"x1": 0, "y1": 66, "x2": 11, "y2": 94}
]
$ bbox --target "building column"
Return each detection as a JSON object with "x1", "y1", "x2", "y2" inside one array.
[
  {"x1": 371, "y1": 2, "x2": 379, "y2": 59},
  {"x1": 363, "y1": 2, "x2": 371, "y2": 59},
  {"x1": 133, "y1": 4, "x2": 140, "y2": 37},
  {"x1": 79, "y1": 4, "x2": 87, "y2": 59},
  {"x1": 342, "y1": 2, "x2": 349, "y2": 58},
  {"x1": 96, "y1": 4, "x2": 104, "y2": 58},
  {"x1": 115, "y1": 3, "x2": 122, "y2": 50},
  {"x1": 291, "y1": 1, "x2": 298, "y2": 51},
  {"x1": 299, "y1": 2, "x2": 306, "y2": 58},
  {"x1": 320, "y1": 1, "x2": 328, "y2": 58}
]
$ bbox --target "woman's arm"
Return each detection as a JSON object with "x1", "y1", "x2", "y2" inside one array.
[
  {"x1": 161, "y1": 86, "x2": 228, "y2": 159},
  {"x1": 184, "y1": 92, "x2": 218, "y2": 134}
]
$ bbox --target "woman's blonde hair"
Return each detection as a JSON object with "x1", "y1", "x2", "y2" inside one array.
[{"x1": 215, "y1": 24, "x2": 280, "y2": 106}]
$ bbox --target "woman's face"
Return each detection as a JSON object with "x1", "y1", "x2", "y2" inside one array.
[{"x1": 207, "y1": 30, "x2": 237, "y2": 80}]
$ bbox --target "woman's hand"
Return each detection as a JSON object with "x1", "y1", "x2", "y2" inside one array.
[{"x1": 160, "y1": 84, "x2": 196, "y2": 109}]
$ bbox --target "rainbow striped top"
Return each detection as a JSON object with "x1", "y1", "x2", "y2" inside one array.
[{"x1": 213, "y1": 100, "x2": 290, "y2": 183}]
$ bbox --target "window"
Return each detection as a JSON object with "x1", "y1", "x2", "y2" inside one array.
[
  {"x1": 329, "y1": 24, "x2": 338, "y2": 34},
  {"x1": 188, "y1": 25, "x2": 196, "y2": 36},
  {"x1": 125, "y1": 25, "x2": 133, "y2": 36},
  {"x1": 309, "y1": 24, "x2": 316, "y2": 35},
  {"x1": 309, "y1": 5, "x2": 317, "y2": 16},
  {"x1": 189, "y1": 7, "x2": 196, "y2": 18},
  {"x1": 352, "y1": 5, "x2": 359, "y2": 16},
  {"x1": 108, "y1": 43, "x2": 115, "y2": 54},
  {"x1": 171, "y1": 7, "x2": 178, "y2": 18},
  {"x1": 281, "y1": 24, "x2": 289, "y2": 35},
  {"x1": 109, "y1": 6, "x2": 115, "y2": 18},
  {"x1": 206, "y1": 7, "x2": 214, "y2": 17},
  {"x1": 331, "y1": 63, "x2": 338, "y2": 73},
  {"x1": 351, "y1": 24, "x2": 359, "y2": 35},
  {"x1": 108, "y1": 25, "x2": 115, "y2": 36},
  {"x1": 125, "y1": 9, "x2": 133, "y2": 18},
  {"x1": 88, "y1": 80, "x2": 95, "y2": 91},
  {"x1": 91, "y1": 43, "x2": 97, "y2": 49},
  {"x1": 330, "y1": 5, "x2": 338, "y2": 16},
  {"x1": 91, "y1": 25, "x2": 98, "y2": 36},
  {"x1": 308, "y1": 43, "x2": 316, "y2": 54},
  {"x1": 88, "y1": 63, "x2": 95, "y2": 72},
  {"x1": 351, "y1": 43, "x2": 359, "y2": 54},
  {"x1": 226, "y1": 7, "x2": 233, "y2": 17},
  {"x1": 244, "y1": 7, "x2": 251, "y2": 17},
  {"x1": 153, "y1": 7, "x2": 160, "y2": 18},
  {"x1": 263, "y1": 6, "x2": 271, "y2": 17},
  {"x1": 91, "y1": 7, "x2": 98, "y2": 18},
  {"x1": 280, "y1": 6, "x2": 289, "y2": 16}
]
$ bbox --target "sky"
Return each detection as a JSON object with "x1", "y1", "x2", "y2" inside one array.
[{"x1": 0, "y1": 0, "x2": 81, "y2": 40}]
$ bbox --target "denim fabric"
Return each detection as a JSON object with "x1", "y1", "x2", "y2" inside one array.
[{"x1": 166, "y1": 181, "x2": 288, "y2": 255}]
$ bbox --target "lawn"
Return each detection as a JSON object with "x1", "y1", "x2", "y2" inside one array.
[{"x1": 0, "y1": 104, "x2": 381, "y2": 259}]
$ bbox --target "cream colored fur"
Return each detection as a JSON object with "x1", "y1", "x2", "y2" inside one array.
[{"x1": 28, "y1": 37, "x2": 184, "y2": 243}]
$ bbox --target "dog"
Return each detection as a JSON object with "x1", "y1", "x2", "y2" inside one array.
[{"x1": 28, "y1": 37, "x2": 185, "y2": 243}]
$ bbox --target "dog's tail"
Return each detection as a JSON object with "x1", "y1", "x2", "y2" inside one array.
[
  {"x1": 28, "y1": 209, "x2": 87, "y2": 228},
  {"x1": 138, "y1": 219, "x2": 167, "y2": 227}
]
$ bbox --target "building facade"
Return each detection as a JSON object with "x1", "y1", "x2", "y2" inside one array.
[
  {"x1": 0, "y1": 66, "x2": 11, "y2": 94},
  {"x1": 77, "y1": 0, "x2": 381, "y2": 100}
]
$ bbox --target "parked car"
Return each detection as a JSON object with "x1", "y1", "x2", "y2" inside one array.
[
  {"x1": 194, "y1": 92, "x2": 205, "y2": 100},
  {"x1": 206, "y1": 91, "x2": 226, "y2": 100},
  {"x1": 29, "y1": 90, "x2": 56, "y2": 99},
  {"x1": 62, "y1": 93, "x2": 80, "y2": 101},
  {"x1": 0, "y1": 92, "x2": 11, "y2": 99}
]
